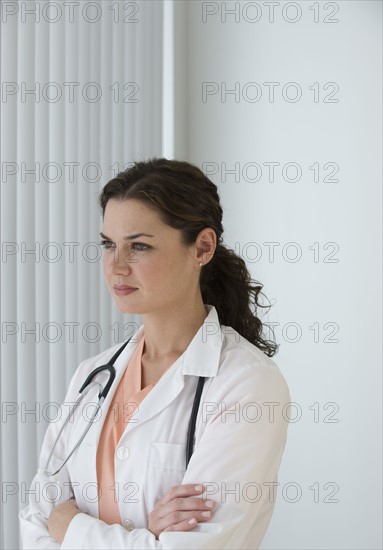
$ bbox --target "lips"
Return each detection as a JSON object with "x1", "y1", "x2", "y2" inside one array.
[
  {"x1": 114, "y1": 285, "x2": 137, "y2": 290},
  {"x1": 113, "y1": 285, "x2": 138, "y2": 297}
]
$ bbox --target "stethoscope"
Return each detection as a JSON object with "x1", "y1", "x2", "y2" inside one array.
[{"x1": 42, "y1": 337, "x2": 206, "y2": 477}]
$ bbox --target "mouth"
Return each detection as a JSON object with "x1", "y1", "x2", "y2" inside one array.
[
  {"x1": 114, "y1": 285, "x2": 137, "y2": 290},
  {"x1": 113, "y1": 285, "x2": 138, "y2": 296}
]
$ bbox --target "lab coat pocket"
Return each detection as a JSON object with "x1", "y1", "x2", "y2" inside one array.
[{"x1": 144, "y1": 442, "x2": 186, "y2": 510}]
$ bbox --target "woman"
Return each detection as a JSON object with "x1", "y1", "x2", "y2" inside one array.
[{"x1": 19, "y1": 158, "x2": 290, "y2": 549}]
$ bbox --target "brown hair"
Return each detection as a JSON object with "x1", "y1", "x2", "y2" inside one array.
[{"x1": 99, "y1": 158, "x2": 278, "y2": 357}]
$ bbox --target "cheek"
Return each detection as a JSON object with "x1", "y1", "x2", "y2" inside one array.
[
  {"x1": 139, "y1": 258, "x2": 172, "y2": 287},
  {"x1": 140, "y1": 261, "x2": 166, "y2": 282},
  {"x1": 162, "y1": 255, "x2": 193, "y2": 285},
  {"x1": 102, "y1": 254, "x2": 112, "y2": 278}
]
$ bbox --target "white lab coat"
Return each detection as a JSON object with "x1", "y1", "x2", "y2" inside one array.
[{"x1": 19, "y1": 305, "x2": 290, "y2": 549}]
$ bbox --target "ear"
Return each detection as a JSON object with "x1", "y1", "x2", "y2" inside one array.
[{"x1": 195, "y1": 227, "x2": 217, "y2": 266}]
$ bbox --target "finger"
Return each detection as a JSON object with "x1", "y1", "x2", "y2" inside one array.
[
  {"x1": 164, "y1": 509, "x2": 213, "y2": 526},
  {"x1": 157, "y1": 497, "x2": 215, "y2": 520},
  {"x1": 67, "y1": 498, "x2": 78, "y2": 509},
  {"x1": 161, "y1": 512, "x2": 212, "y2": 534},
  {"x1": 162, "y1": 517, "x2": 199, "y2": 534},
  {"x1": 154, "y1": 484, "x2": 205, "y2": 510}
]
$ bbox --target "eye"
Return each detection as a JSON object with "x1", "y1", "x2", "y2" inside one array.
[
  {"x1": 131, "y1": 242, "x2": 151, "y2": 251},
  {"x1": 99, "y1": 240, "x2": 150, "y2": 252},
  {"x1": 99, "y1": 239, "x2": 115, "y2": 249}
]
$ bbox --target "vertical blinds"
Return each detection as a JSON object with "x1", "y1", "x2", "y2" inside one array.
[{"x1": 0, "y1": 2, "x2": 170, "y2": 547}]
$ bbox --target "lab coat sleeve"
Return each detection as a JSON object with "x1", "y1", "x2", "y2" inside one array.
[
  {"x1": 60, "y1": 363, "x2": 290, "y2": 550},
  {"x1": 18, "y1": 359, "x2": 89, "y2": 549},
  {"x1": 18, "y1": 470, "x2": 66, "y2": 550}
]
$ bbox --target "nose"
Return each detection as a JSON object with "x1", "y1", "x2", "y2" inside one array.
[{"x1": 111, "y1": 244, "x2": 135, "y2": 274}]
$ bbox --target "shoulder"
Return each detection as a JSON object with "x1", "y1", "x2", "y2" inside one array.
[
  {"x1": 213, "y1": 323, "x2": 290, "y2": 403},
  {"x1": 220, "y1": 324, "x2": 280, "y2": 372}
]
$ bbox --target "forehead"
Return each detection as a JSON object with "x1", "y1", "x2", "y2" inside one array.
[
  {"x1": 102, "y1": 198, "x2": 179, "y2": 240},
  {"x1": 103, "y1": 199, "x2": 162, "y2": 225}
]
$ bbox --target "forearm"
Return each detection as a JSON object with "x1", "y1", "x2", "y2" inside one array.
[
  {"x1": 61, "y1": 514, "x2": 162, "y2": 550},
  {"x1": 19, "y1": 506, "x2": 61, "y2": 550}
]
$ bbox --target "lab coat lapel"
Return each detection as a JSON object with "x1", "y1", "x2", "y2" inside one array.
[
  {"x1": 90, "y1": 333, "x2": 145, "y2": 447},
  {"x1": 122, "y1": 356, "x2": 186, "y2": 433},
  {"x1": 72, "y1": 335, "x2": 144, "y2": 517},
  {"x1": 121, "y1": 304, "x2": 223, "y2": 433}
]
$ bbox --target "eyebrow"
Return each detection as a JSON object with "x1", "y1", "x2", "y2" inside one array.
[{"x1": 99, "y1": 231, "x2": 155, "y2": 241}]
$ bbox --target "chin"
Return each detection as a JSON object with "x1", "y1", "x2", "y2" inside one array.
[
  {"x1": 114, "y1": 303, "x2": 139, "y2": 315},
  {"x1": 113, "y1": 296, "x2": 144, "y2": 316}
]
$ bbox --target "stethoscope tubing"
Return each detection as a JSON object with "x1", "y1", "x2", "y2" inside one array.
[
  {"x1": 186, "y1": 376, "x2": 206, "y2": 467},
  {"x1": 43, "y1": 383, "x2": 104, "y2": 477},
  {"x1": 42, "y1": 337, "x2": 206, "y2": 477}
]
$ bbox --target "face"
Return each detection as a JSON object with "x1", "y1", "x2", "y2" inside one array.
[{"x1": 100, "y1": 198, "x2": 200, "y2": 316}]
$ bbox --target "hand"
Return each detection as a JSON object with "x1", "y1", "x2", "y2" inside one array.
[
  {"x1": 48, "y1": 499, "x2": 81, "y2": 544},
  {"x1": 148, "y1": 484, "x2": 216, "y2": 539}
]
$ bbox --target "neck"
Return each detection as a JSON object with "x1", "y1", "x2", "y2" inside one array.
[{"x1": 141, "y1": 296, "x2": 209, "y2": 362}]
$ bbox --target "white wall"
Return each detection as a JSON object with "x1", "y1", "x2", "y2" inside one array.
[{"x1": 175, "y1": 1, "x2": 382, "y2": 548}]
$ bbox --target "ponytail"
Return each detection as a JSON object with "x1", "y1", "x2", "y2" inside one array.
[{"x1": 201, "y1": 243, "x2": 278, "y2": 357}]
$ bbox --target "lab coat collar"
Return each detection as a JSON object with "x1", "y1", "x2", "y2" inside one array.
[
  {"x1": 113, "y1": 303, "x2": 223, "y2": 380},
  {"x1": 180, "y1": 304, "x2": 223, "y2": 378}
]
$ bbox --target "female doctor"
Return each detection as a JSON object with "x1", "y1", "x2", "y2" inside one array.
[{"x1": 19, "y1": 158, "x2": 290, "y2": 549}]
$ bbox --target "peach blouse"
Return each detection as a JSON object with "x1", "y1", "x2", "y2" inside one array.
[{"x1": 96, "y1": 333, "x2": 156, "y2": 524}]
